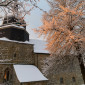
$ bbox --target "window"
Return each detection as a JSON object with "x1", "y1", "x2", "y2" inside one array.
[
  {"x1": 60, "y1": 77, "x2": 64, "y2": 84},
  {"x1": 14, "y1": 53, "x2": 16, "y2": 57},
  {"x1": 72, "y1": 77, "x2": 76, "y2": 82},
  {"x1": 4, "y1": 68, "x2": 10, "y2": 82}
]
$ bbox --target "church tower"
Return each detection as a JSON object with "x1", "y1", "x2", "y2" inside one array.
[
  {"x1": 0, "y1": 1, "x2": 48, "y2": 84},
  {"x1": 0, "y1": 15, "x2": 29, "y2": 41}
]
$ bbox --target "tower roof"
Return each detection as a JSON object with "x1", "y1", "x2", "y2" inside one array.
[
  {"x1": 3, "y1": 16, "x2": 26, "y2": 29},
  {"x1": 0, "y1": 15, "x2": 29, "y2": 42}
]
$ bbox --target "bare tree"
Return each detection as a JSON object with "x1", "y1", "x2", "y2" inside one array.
[
  {"x1": 0, "y1": 0, "x2": 40, "y2": 25},
  {"x1": 35, "y1": 0, "x2": 85, "y2": 83}
]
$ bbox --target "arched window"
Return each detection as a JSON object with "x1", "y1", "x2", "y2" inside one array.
[
  {"x1": 72, "y1": 77, "x2": 76, "y2": 82},
  {"x1": 60, "y1": 77, "x2": 64, "y2": 84},
  {"x1": 14, "y1": 53, "x2": 16, "y2": 57},
  {"x1": 4, "y1": 68, "x2": 10, "y2": 82}
]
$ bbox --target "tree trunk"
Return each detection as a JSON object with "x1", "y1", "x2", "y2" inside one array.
[{"x1": 77, "y1": 54, "x2": 85, "y2": 83}]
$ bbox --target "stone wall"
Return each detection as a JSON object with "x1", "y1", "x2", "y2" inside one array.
[
  {"x1": 0, "y1": 40, "x2": 84, "y2": 85},
  {"x1": 12, "y1": 68, "x2": 20, "y2": 85},
  {"x1": 0, "y1": 64, "x2": 13, "y2": 84},
  {"x1": 22, "y1": 81, "x2": 47, "y2": 85},
  {"x1": 0, "y1": 40, "x2": 35, "y2": 85},
  {"x1": 36, "y1": 53, "x2": 84, "y2": 85},
  {"x1": 0, "y1": 40, "x2": 48, "y2": 85},
  {"x1": 0, "y1": 40, "x2": 34, "y2": 64}
]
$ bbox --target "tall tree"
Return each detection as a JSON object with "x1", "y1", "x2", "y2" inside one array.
[
  {"x1": 0, "y1": 0, "x2": 40, "y2": 25},
  {"x1": 35, "y1": 0, "x2": 85, "y2": 83}
]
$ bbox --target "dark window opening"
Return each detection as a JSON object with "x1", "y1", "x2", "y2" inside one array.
[
  {"x1": 60, "y1": 77, "x2": 64, "y2": 84},
  {"x1": 7, "y1": 71, "x2": 9, "y2": 81},
  {"x1": 4, "y1": 68, "x2": 10, "y2": 82},
  {"x1": 72, "y1": 77, "x2": 76, "y2": 82},
  {"x1": 14, "y1": 53, "x2": 16, "y2": 57}
]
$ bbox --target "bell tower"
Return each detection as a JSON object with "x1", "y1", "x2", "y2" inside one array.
[
  {"x1": 0, "y1": 0, "x2": 29, "y2": 42},
  {"x1": 0, "y1": 16, "x2": 29, "y2": 41}
]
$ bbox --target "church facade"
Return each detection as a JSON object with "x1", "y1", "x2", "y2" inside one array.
[{"x1": 0, "y1": 16, "x2": 84, "y2": 85}]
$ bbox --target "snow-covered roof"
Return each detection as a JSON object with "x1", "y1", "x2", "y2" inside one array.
[
  {"x1": 0, "y1": 37, "x2": 49, "y2": 54},
  {"x1": 0, "y1": 24, "x2": 25, "y2": 29},
  {"x1": 28, "y1": 39, "x2": 49, "y2": 54},
  {"x1": 13, "y1": 65, "x2": 48, "y2": 83}
]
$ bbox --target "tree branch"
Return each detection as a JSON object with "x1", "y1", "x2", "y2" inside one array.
[{"x1": 0, "y1": 0, "x2": 13, "y2": 7}]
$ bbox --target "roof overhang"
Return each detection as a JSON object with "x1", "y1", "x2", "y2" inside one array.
[
  {"x1": 0, "y1": 24, "x2": 25, "y2": 30},
  {"x1": 13, "y1": 65, "x2": 48, "y2": 83}
]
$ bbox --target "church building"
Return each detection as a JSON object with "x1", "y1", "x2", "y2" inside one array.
[{"x1": 0, "y1": 15, "x2": 84, "y2": 85}]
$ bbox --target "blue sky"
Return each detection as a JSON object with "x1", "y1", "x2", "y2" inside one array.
[
  {"x1": 25, "y1": 0, "x2": 50, "y2": 40},
  {"x1": 0, "y1": 0, "x2": 50, "y2": 40}
]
